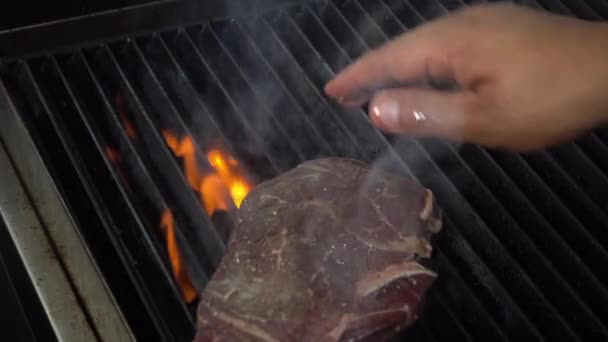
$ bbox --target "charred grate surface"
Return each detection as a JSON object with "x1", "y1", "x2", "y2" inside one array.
[{"x1": 2, "y1": 0, "x2": 608, "y2": 341}]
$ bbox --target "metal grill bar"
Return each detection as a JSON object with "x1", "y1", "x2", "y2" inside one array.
[
  {"x1": 418, "y1": 287, "x2": 472, "y2": 342},
  {"x1": 162, "y1": 30, "x2": 294, "y2": 172},
  {"x1": 56, "y1": 50, "x2": 193, "y2": 302},
  {"x1": 381, "y1": 0, "x2": 426, "y2": 27},
  {"x1": 551, "y1": 144, "x2": 608, "y2": 214},
  {"x1": 401, "y1": 0, "x2": 449, "y2": 19},
  {"x1": 111, "y1": 40, "x2": 239, "y2": 240},
  {"x1": 432, "y1": 249, "x2": 511, "y2": 341},
  {"x1": 437, "y1": 0, "x2": 468, "y2": 10},
  {"x1": 255, "y1": 12, "x2": 407, "y2": 166},
  {"x1": 329, "y1": 0, "x2": 385, "y2": 48},
  {"x1": 118, "y1": 40, "x2": 226, "y2": 165},
  {"x1": 516, "y1": 0, "x2": 545, "y2": 9},
  {"x1": 534, "y1": 0, "x2": 575, "y2": 14},
  {"x1": 393, "y1": 141, "x2": 564, "y2": 341},
  {"x1": 550, "y1": 0, "x2": 602, "y2": 19},
  {"x1": 84, "y1": 45, "x2": 225, "y2": 271},
  {"x1": 443, "y1": 144, "x2": 608, "y2": 337},
  {"x1": 487, "y1": 149, "x2": 608, "y2": 261},
  {"x1": 234, "y1": 17, "x2": 366, "y2": 158},
  {"x1": 192, "y1": 28, "x2": 309, "y2": 163},
  {"x1": 208, "y1": 23, "x2": 338, "y2": 157},
  {"x1": 575, "y1": 134, "x2": 608, "y2": 175},
  {"x1": 135, "y1": 35, "x2": 280, "y2": 180},
  {"x1": 308, "y1": 1, "x2": 370, "y2": 58},
  {"x1": 585, "y1": 0, "x2": 608, "y2": 17},
  {"x1": 461, "y1": 145, "x2": 608, "y2": 287},
  {"x1": 204, "y1": 24, "x2": 336, "y2": 159},
  {"x1": 50, "y1": 53, "x2": 197, "y2": 335},
  {"x1": 357, "y1": 0, "x2": 407, "y2": 38},
  {"x1": 7, "y1": 58, "x2": 183, "y2": 340},
  {"x1": 82, "y1": 43, "x2": 218, "y2": 288},
  {"x1": 523, "y1": 152, "x2": 608, "y2": 247},
  {"x1": 593, "y1": 127, "x2": 608, "y2": 154},
  {"x1": 181, "y1": 28, "x2": 305, "y2": 168},
  {"x1": 431, "y1": 293, "x2": 474, "y2": 342},
  {"x1": 380, "y1": 0, "x2": 608, "y2": 326}
]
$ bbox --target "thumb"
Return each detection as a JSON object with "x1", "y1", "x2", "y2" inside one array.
[{"x1": 369, "y1": 89, "x2": 477, "y2": 140}]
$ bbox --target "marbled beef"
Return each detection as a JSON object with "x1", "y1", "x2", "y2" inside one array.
[{"x1": 195, "y1": 158, "x2": 442, "y2": 342}]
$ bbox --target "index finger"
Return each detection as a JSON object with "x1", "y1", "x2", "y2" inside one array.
[
  {"x1": 324, "y1": 33, "x2": 434, "y2": 107},
  {"x1": 325, "y1": 11, "x2": 471, "y2": 107}
]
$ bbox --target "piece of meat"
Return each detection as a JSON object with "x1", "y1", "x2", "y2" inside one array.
[{"x1": 195, "y1": 158, "x2": 442, "y2": 342}]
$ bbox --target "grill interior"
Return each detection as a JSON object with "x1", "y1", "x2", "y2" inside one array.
[{"x1": 2, "y1": 0, "x2": 608, "y2": 341}]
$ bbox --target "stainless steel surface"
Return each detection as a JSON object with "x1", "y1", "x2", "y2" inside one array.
[{"x1": 0, "y1": 81, "x2": 134, "y2": 342}]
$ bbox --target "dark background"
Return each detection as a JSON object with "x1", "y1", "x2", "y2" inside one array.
[{"x1": 0, "y1": 0, "x2": 160, "y2": 30}]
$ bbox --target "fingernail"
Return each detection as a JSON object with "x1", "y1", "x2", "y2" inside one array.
[{"x1": 371, "y1": 97, "x2": 400, "y2": 129}]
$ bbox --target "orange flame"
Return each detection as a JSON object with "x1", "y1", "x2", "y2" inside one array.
[
  {"x1": 115, "y1": 95, "x2": 137, "y2": 140},
  {"x1": 162, "y1": 131, "x2": 252, "y2": 213},
  {"x1": 104, "y1": 146, "x2": 121, "y2": 163},
  {"x1": 161, "y1": 131, "x2": 252, "y2": 302},
  {"x1": 207, "y1": 149, "x2": 251, "y2": 208},
  {"x1": 162, "y1": 131, "x2": 200, "y2": 190},
  {"x1": 160, "y1": 210, "x2": 198, "y2": 303},
  {"x1": 200, "y1": 174, "x2": 231, "y2": 216}
]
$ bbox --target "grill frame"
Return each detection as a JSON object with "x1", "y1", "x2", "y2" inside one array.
[
  {"x1": 1, "y1": 0, "x2": 608, "y2": 341},
  {"x1": 0, "y1": 0, "x2": 312, "y2": 61},
  {"x1": 0, "y1": 81, "x2": 134, "y2": 341}
]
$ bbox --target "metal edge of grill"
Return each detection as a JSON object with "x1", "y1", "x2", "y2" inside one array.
[
  {"x1": 0, "y1": 0, "x2": 319, "y2": 62},
  {"x1": 0, "y1": 82, "x2": 134, "y2": 342}
]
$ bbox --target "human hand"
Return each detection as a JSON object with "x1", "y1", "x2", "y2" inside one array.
[{"x1": 325, "y1": 4, "x2": 608, "y2": 151}]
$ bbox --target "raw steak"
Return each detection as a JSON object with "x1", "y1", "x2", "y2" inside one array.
[{"x1": 195, "y1": 158, "x2": 442, "y2": 342}]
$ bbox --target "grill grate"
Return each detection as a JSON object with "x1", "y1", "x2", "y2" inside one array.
[{"x1": 2, "y1": 0, "x2": 608, "y2": 341}]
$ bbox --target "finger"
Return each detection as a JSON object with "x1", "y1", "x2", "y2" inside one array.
[
  {"x1": 368, "y1": 89, "x2": 477, "y2": 140},
  {"x1": 324, "y1": 38, "x2": 434, "y2": 107},
  {"x1": 324, "y1": 19, "x2": 459, "y2": 106}
]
